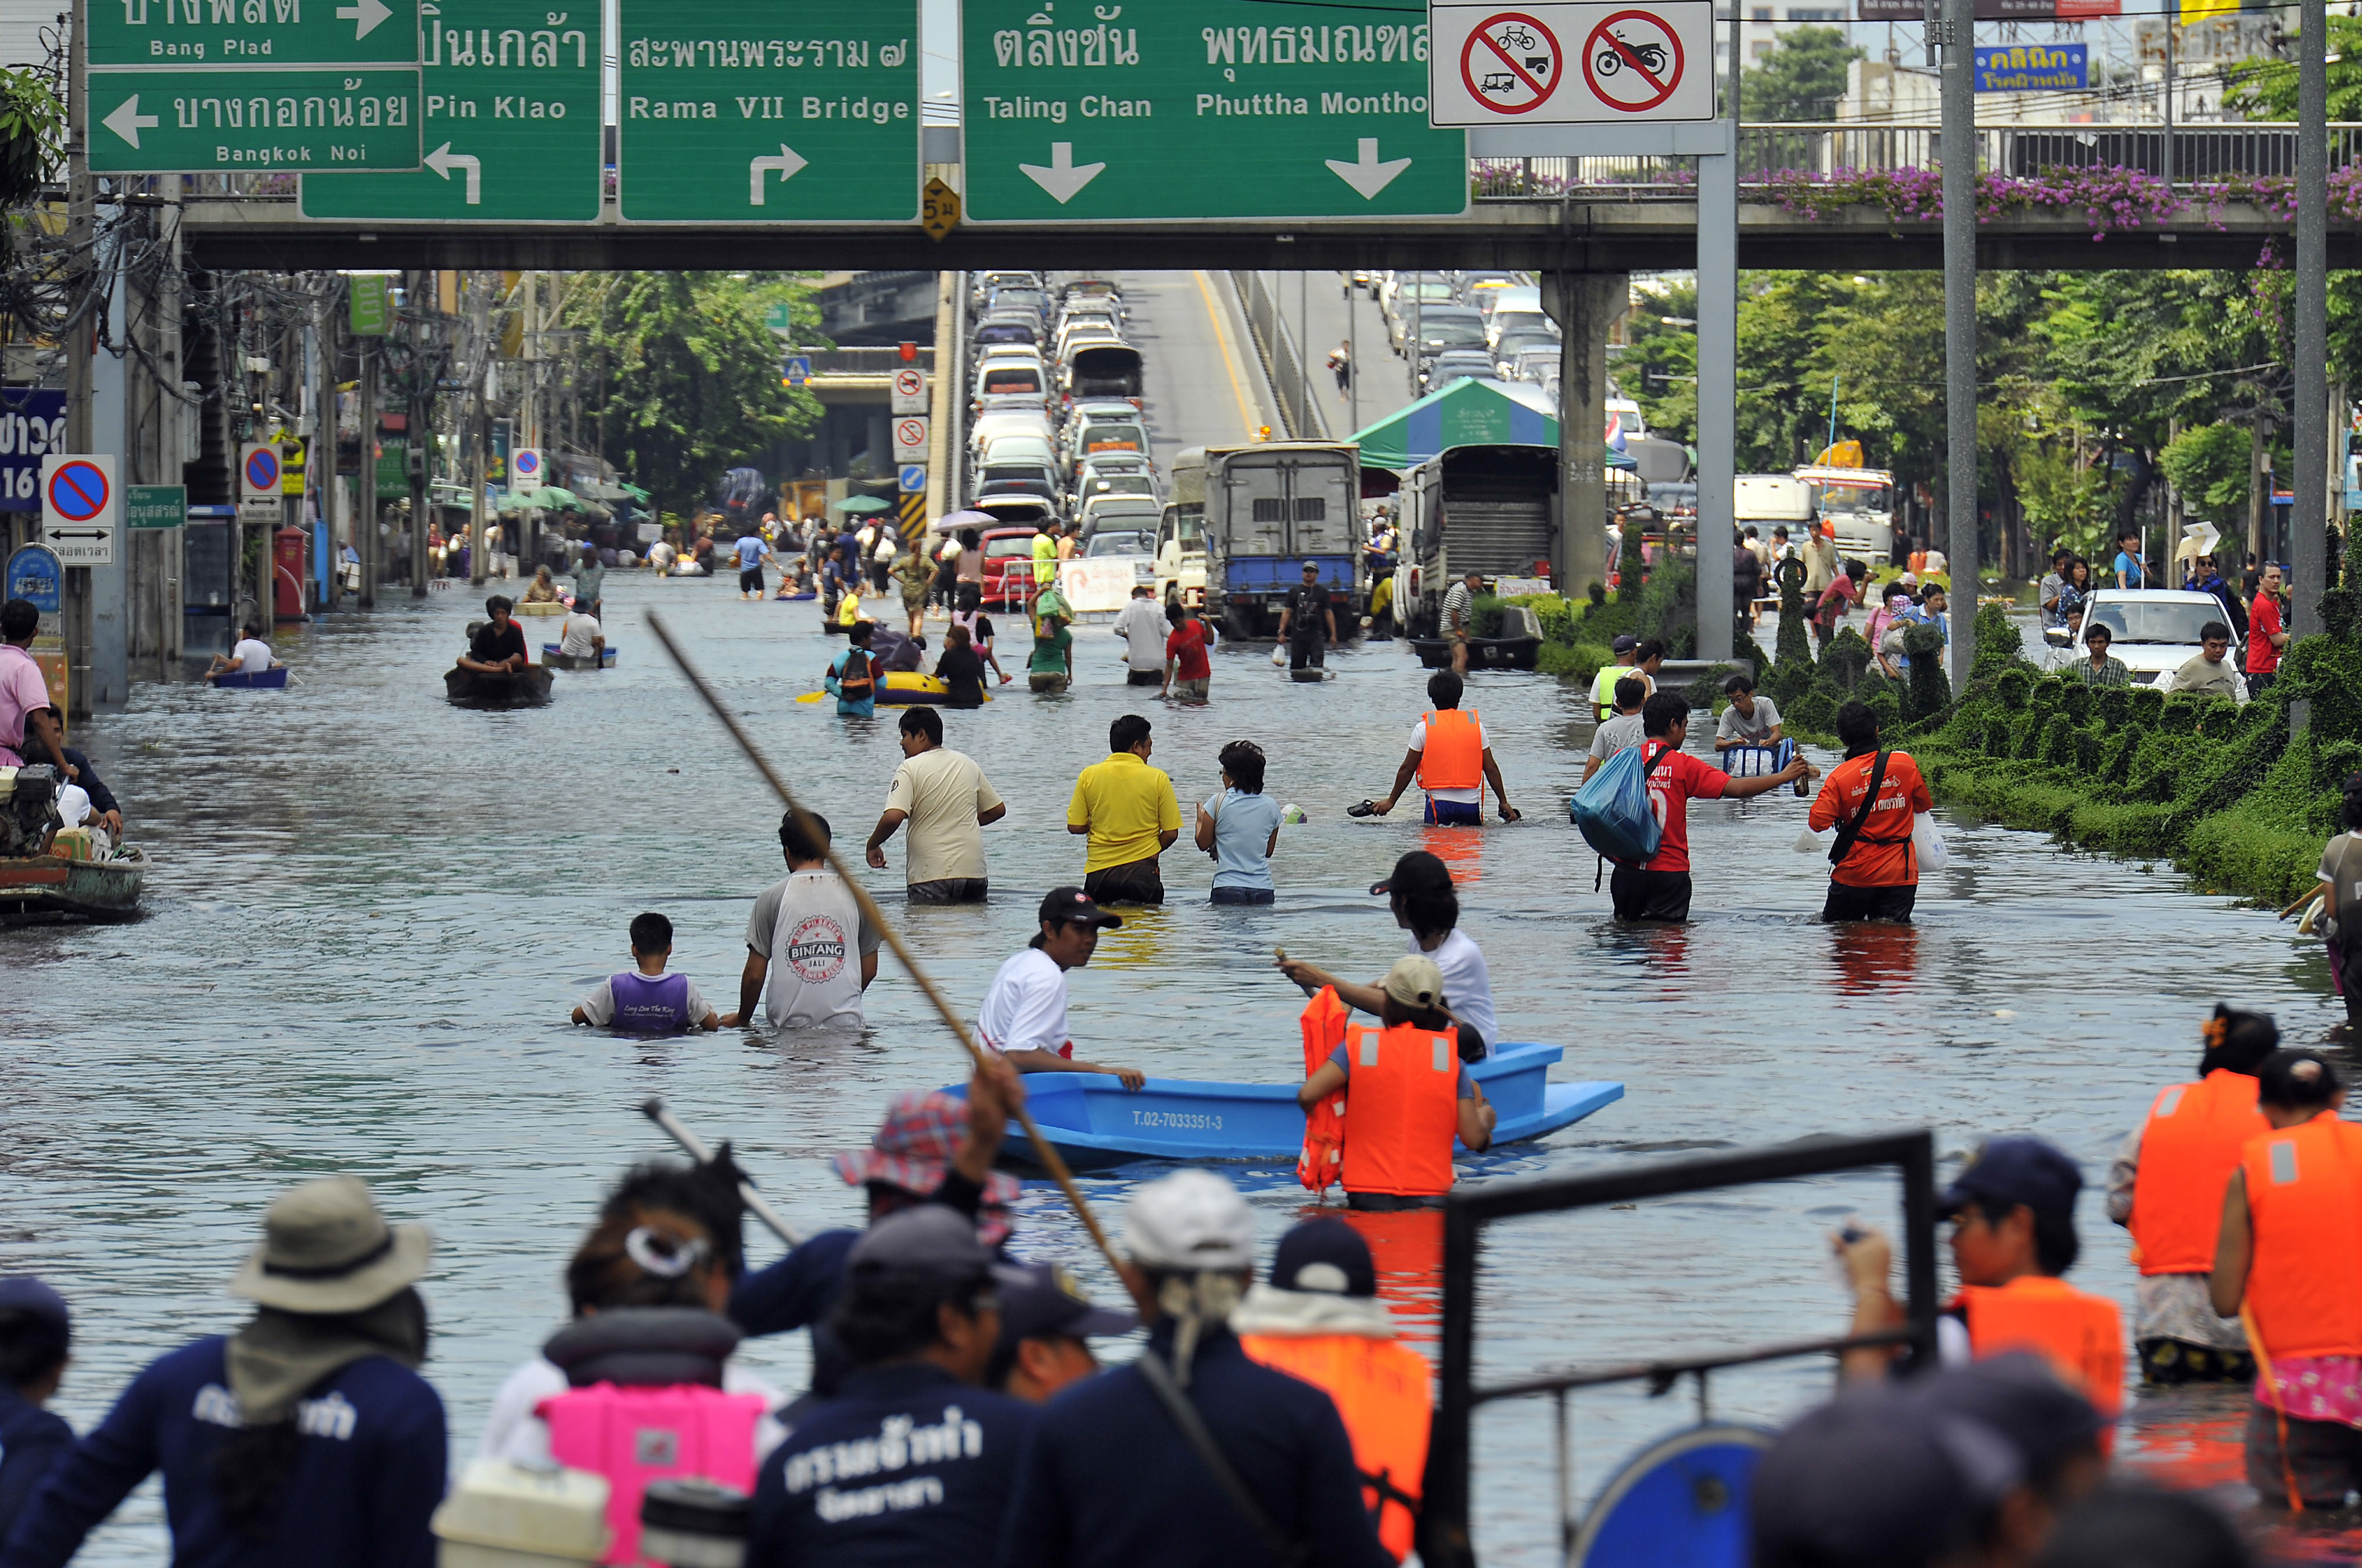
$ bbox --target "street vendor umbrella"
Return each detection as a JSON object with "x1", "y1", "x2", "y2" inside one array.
[{"x1": 838, "y1": 495, "x2": 893, "y2": 515}]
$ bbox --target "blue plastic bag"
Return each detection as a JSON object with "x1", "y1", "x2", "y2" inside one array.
[{"x1": 1570, "y1": 742, "x2": 1666, "y2": 865}]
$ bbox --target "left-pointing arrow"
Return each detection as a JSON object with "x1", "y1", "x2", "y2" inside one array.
[
  {"x1": 103, "y1": 96, "x2": 160, "y2": 150},
  {"x1": 335, "y1": 0, "x2": 392, "y2": 38},
  {"x1": 425, "y1": 142, "x2": 482, "y2": 204},
  {"x1": 749, "y1": 145, "x2": 809, "y2": 206}
]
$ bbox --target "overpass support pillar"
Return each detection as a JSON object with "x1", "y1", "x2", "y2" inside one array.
[{"x1": 1544, "y1": 271, "x2": 1627, "y2": 600}]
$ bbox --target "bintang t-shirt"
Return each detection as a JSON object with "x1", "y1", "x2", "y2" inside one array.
[
  {"x1": 1636, "y1": 738, "x2": 1729, "y2": 875},
  {"x1": 746, "y1": 871, "x2": 884, "y2": 1030},
  {"x1": 1808, "y1": 750, "x2": 1934, "y2": 888},
  {"x1": 1067, "y1": 752, "x2": 1180, "y2": 872},
  {"x1": 885, "y1": 747, "x2": 1004, "y2": 885}
]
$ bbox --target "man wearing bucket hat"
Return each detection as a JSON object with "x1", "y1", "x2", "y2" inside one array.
[
  {"x1": 996, "y1": 1170, "x2": 1390, "y2": 1568},
  {"x1": 730, "y1": 1060, "x2": 1026, "y2": 1402},
  {"x1": 2, "y1": 1175, "x2": 446, "y2": 1567}
]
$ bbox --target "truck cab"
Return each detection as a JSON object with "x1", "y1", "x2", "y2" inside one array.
[
  {"x1": 1397, "y1": 445, "x2": 1560, "y2": 636},
  {"x1": 1794, "y1": 464, "x2": 1897, "y2": 564}
]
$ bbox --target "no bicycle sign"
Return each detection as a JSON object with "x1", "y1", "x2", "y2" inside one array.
[{"x1": 1430, "y1": 1, "x2": 1715, "y2": 124}]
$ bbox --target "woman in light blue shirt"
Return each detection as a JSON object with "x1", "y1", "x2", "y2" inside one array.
[{"x1": 1196, "y1": 740, "x2": 1283, "y2": 905}]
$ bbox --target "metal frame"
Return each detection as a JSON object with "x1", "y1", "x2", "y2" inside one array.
[{"x1": 1420, "y1": 1130, "x2": 1940, "y2": 1568}]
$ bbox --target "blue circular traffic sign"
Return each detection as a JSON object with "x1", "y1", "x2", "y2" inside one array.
[
  {"x1": 47, "y1": 460, "x2": 109, "y2": 522},
  {"x1": 245, "y1": 448, "x2": 281, "y2": 492},
  {"x1": 515, "y1": 450, "x2": 541, "y2": 479}
]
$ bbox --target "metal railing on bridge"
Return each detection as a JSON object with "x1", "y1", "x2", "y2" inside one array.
[{"x1": 1471, "y1": 120, "x2": 2362, "y2": 202}]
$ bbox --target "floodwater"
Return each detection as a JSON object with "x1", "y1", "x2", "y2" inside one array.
[{"x1": 2, "y1": 573, "x2": 2345, "y2": 1565}]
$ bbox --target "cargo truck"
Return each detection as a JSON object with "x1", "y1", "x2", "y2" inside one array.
[
  {"x1": 1392, "y1": 444, "x2": 1559, "y2": 637},
  {"x1": 1169, "y1": 443, "x2": 1365, "y2": 639}
]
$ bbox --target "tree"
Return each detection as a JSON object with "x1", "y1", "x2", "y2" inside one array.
[
  {"x1": 2159, "y1": 423, "x2": 2255, "y2": 516},
  {"x1": 2224, "y1": 15, "x2": 2362, "y2": 120},
  {"x1": 565, "y1": 272, "x2": 821, "y2": 519},
  {"x1": 1740, "y1": 26, "x2": 1864, "y2": 122},
  {"x1": 1622, "y1": 279, "x2": 1697, "y2": 444}
]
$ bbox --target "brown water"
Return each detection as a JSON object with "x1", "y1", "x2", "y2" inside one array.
[{"x1": 2, "y1": 571, "x2": 2342, "y2": 1563}]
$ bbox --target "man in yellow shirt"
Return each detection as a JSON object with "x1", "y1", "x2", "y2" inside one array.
[{"x1": 1067, "y1": 713, "x2": 1182, "y2": 905}]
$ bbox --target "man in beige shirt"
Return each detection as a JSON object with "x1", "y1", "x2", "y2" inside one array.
[
  {"x1": 2170, "y1": 621, "x2": 2245, "y2": 702},
  {"x1": 866, "y1": 705, "x2": 1007, "y2": 903}
]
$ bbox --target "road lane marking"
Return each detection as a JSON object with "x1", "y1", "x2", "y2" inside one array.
[{"x1": 1192, "y1": 269, "x2": 1263, "y2": 442}]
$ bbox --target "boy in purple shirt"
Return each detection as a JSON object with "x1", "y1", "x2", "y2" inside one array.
[{"x1": 573, "y1": 911, "x2": 720, "y2": 1035}]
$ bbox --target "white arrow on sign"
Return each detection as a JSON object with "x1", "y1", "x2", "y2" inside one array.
[
  {"x1": 1325, "y1": 138, "x2": 1413, "y2": 199},
  {"x1": 102, "y1": 95, "x2": 160, "y2": 149},
  {"x1": 335, "y1": 0, "x2": 392, "y2": 39},
  {"x1": 1019, "y1": 142, "x2": 1104, "y2": 204},
  {"x1": 425, "y1": 142, "x2": 481, "y2": 204},
  {"x1": 748, "y1": 145, "x2": 809, "y2": 206}
]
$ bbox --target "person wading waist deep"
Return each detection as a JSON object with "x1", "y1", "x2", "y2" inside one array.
[{"x1": 1295, "y1": 956, "x2": 1495, "y2": 1211}]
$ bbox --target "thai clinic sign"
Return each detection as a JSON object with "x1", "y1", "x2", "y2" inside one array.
[
  {"x1": 1973, "y1": 42, "x2": 2087, "y2": 90},
  {"x1": 1429, "y1": 2, "x2": 1715, "y2": 123},
  {"x1": 0, "y1": 390, "x2": 66, "y2": 512}
]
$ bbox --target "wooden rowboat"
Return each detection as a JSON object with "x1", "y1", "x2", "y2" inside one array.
[
  {"x1": 947, "y1": 1042, "x2": 1621, "y2": 1174},
  {"x1": 208, "y1": 667, "x2": 289, "y2": 689},
  {"x1": 0, "y1": 848, "x2": 146, "y2": 925},
  {"x1": 444, "y1": 666, "x2": 555, "y2": 706},
  {"x1": 540, "y1": 644, "x2": 618, "y2": 670}
]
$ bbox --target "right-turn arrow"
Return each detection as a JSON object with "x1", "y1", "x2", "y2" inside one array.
[
  {"x1": 749, "y1": 145, "x2": 809, "y2": 206},
  {"x1": 425, "y1": 142, "x2": 481, "y2": 204},
  {"x1": 102, "y1": 95, "x2": 160, "y2": 149}
]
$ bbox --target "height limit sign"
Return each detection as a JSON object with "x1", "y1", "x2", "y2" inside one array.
[{"x1": 1430, "y1": 2, "x2": 1714, "y2": 123}]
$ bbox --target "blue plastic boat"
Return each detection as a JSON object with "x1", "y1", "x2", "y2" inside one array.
[
  {"x1": 949, "y1": 1042, "x2": 1622, "y2": 1174},
  {"x1": 208, "y1": 667, "x2": 288, "y2": 689}
]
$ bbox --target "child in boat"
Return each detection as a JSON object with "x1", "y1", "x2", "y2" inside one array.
[{"x1": 572, "y1": 912, "x2": 720, "y2": 1035}]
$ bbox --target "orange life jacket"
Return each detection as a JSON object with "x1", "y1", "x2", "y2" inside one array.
[
  {"x1": 1957, "y1": 1276, "x2": 2126, "y2": 1426},
  {"x1": 1415, "y1": 710, "x2": 1482, "y2": 793},
  {"x1": 2128, "y1": 1070, "x2": 2267, "y2": 1275},
  {"x1": 1237, "y1": 1332, "x2": 1432, "y2": 1564},
  {"x1": 1338, "y1": 1021, "x2": 1460, "y2": 1199},
  {"x1": 2241, "y1": 1112, "x2": 2362, "y2": 1362},
  {"x1": 1297, "y1": 987, "x2": 1349, "y2": 1198}
]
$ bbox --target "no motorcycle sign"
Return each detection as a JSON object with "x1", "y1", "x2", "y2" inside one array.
[{"x1": 1429, "y1": 1, "x2": 1716, "y2": 125}]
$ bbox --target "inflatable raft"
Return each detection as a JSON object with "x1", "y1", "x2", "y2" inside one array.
[{"x1": 946, "y1": 1042, "x2": 1620, "y2": 1174}]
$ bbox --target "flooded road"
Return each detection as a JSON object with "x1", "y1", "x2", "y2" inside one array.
[{"x1": 3, "y1": 573, "x2": 2340, "y2": 1563}]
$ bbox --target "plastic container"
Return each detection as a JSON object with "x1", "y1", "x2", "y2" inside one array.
[
  {"x1": 432, "y1": 1458, "x2": 611, "y2": 1568},
  {"x1": 638, "y1": 1478, "x2": 751, "y2": 1568}
]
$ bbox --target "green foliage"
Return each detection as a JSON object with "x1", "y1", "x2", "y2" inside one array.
[
  {"x1": 2224, "y1": 15, "x2": 2362, "y2": 121},
  {"x1": 1740, "y1": 26, "x2": 1865, "y2": 121},
  {"x1": 564, "y1": 272, "x2": 823, "y2": 518},
  {"x1": 2158, "y1": 423, "x2": 2253, "y2": 516},
  {"x1": 2012, "y1": 441, "x2": 2114, "y2": 559},
  {"x1": 0, "y1": 68, "x2": 62, "y2": 204},
  {"x1": 1624, "y1": 279, "x2": 1699, "y2": 445}
]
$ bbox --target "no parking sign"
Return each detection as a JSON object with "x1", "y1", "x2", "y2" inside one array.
[
  {"x1": 1429, "y1": 1, "x2": 1715, "y2": 124},
  {"x1": 40, "y1": 454, "x2": 116, "y2": 566}
]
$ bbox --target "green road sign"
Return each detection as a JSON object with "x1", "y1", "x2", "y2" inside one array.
[
  {"x1": 348, "y1": 272, "x2": 390, "y2": 332},
  {"x1": 126, "y1": 485, "x2": 185, "y2": 529},
  {"x1": 961, "y1": 0, "x2": 1466, "y2": 222},
  {"x1": 88, "y1": 68, "x2": 422, "y2": 172},
  {"x1": 764, "y1": 301, "x2": 794, "y2": 331},
  {"x1": 89, "y1": 0, "x2": 421, "y2": 68},
  {"x1": 300, "y1": 0, "x2": 600, "y2": 222},
  {"x1": 616, "y1": 2, "x2": 920, "y2": 222}
]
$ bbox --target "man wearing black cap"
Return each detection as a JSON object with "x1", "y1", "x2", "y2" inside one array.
[
  {"x1": 0, "y1": 1277, "x2": 73, "y2": 1542},
  {"x1": 1751, "y1": 1382, "x2": 2024, "y2": 1568},
  {"x1": 746, "y1": 1207, "x2": 1039, "y2": 1566},
  {"x1": 1836, "y1": 1138, "x2": 2123, "y2": 1432},
  {"x1": 975, "y1": 889, "x2": 1145, "y2": 1088},
  {"x1": 1277, "y1": 561, "x2": 1337, "y2": 677},
  {"x1": 986, "y1": 1262, "x2": 1137, "y2": 1404}
]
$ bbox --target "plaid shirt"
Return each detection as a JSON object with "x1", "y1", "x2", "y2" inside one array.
[{"x1": 2075, "y1": 655, "x2": 2133, "y2": 688}]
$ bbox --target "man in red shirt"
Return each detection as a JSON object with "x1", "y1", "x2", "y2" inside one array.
[
  {"x1": 1161, "y1": 603, "x2": 1211, "y2": 701},
  {"x1": 1615, "y1": 692, "x2": 1814, "y2": 922},
  {"x1": 2246, "y1": 562, "x2": 2288, "y2": 697},
  {"x1": 1808, "y1": 701, "x2": 1935, "y2": 923}
]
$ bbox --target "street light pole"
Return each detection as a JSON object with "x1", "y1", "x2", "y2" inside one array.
[
  {"x1": 1941, "y1": 0, "x2": 1978, "y2": 690},
  {"x1": 2292, "y1": 0, "x2": 2328, "y2": 676}
]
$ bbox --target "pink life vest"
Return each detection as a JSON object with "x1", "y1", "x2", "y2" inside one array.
[{"x1": 538, "y1": 1382, "x2": 765, "y2": 1565}]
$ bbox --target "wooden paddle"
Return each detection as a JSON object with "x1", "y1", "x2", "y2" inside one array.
[{"x1": 644, "y1": 610, "x2": 1127, "y2": 1283}]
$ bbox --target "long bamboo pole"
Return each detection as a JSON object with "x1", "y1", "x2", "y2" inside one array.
[{"x1": 644, "y1": 610, "x2": 1125, "y2": 1277}]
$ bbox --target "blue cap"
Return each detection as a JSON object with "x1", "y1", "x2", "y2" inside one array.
[
  {"x1": 0, "y1": 1275, "x2": 70, "y2": 1335},
  {"x1": 1939, "y1": 1138, "x2": 2083, "y2": 1219},
  {"x1": 1270, "y1": 1219, "x2": 1377, "y2": 1299},
  {"x1": 1752, "y1": 1385, "x2": 2020, "y2": 1568}
]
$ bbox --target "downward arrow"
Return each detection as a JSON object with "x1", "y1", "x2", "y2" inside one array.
[
  {"x1": 425, "y1": 141, "x2": 480, "y2": 204},
  {"x1": 1324, "y1": 138, "x2": 1412, "y2": 200},
  {"x1": 1018, "y1": 142, "x2": 1104, "y2": 204},
  {"x1": 748, "y1": 145, "x2": 808, "y2": 206},
  {"x1": 102, "y1": 95, "x2": 160, "y2": 149},
  {"x1": 335, "y1": 0, "x2": 392, "y2": 38}
]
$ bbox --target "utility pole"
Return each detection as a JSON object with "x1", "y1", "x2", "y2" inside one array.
[
  {"x1": 409, "y1": 270, "x2": 433, "y2": 599},
  {"x1": 1695, "y1": 2, "x2": 1739, "y2": 663},
  {"x1": 2292, "y1": 0, "x2": 2328, "y2": 691},
  {"x1": 63, "y1": 0, "x2": 92, "y2": 718},
  {"x1": 1941, "y1": 0, "x2": 1979, "y2": 690},
  {"x1": 159, "y1": 187, "x2": 182, "y2": 675},
  {"x1": 469, "y1": 273, "x2": 489, "y2": 587},
  {"x1": 359, "y1": 331, "x2": 379, "y2": 609}
]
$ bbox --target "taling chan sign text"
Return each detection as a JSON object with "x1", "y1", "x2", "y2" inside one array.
[{"x1": 1429, "y1": 1, "x2": 1714, "y2": 124}]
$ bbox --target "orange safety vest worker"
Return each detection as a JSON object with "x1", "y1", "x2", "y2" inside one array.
[
  {"x1": 1957, "y1": 1276, "x2": 2126, "y2": 1425},
  {"x1": 1338, "y1": 1020, "x2": 1461, "y2": 1199},
  {"x1": 2129, "y1": 1069, "x2": 2268, "y2": 1275},
  {"x1": 2240, "y1": 1113, "x2": 2362, "y2": 1364},
  {"x1": 1236, "y1": 1332, "x2": 1433, "y2": 1563},
  {"x1": 1414, "y1": 710, "x2": 1482, "y2": 793}
]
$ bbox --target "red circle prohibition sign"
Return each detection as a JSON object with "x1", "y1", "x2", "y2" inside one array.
[
  {"x1": 245, "y1": 448, "x2": 281, "y2": 491},
  {"x1": 896, "y1": 419, "x2": 925, "y2": 444},
  {"x1": 1460, "y1": 11, "x2": 1563, "y2": 116},
  {"x1": 1584, "y1": 10, "x2": 1686, "y2": 113},
  {"x1": 48, "y1": 461, "x2": 107, "y2": 520}
]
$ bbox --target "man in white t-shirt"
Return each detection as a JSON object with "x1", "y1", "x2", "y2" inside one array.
[
  {"x1": 866, "y1": 705, "x2": 1006, "y2": 903},
  {"x1": 558, "y1": 606, "x2": 604, "y2": 659},
  {"x1": 204, "y1": 623, "x2": 278, "y2": 678},
  {"x1": 1112, "y1": 585, "x2": 1169, "y2": 686},
  {"x1": 723, "y1": 810, "x2": 884, "y2": 1032},
  {"x1": 975, "y1": 887, "x2": 1144, "y2": 1088}
]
